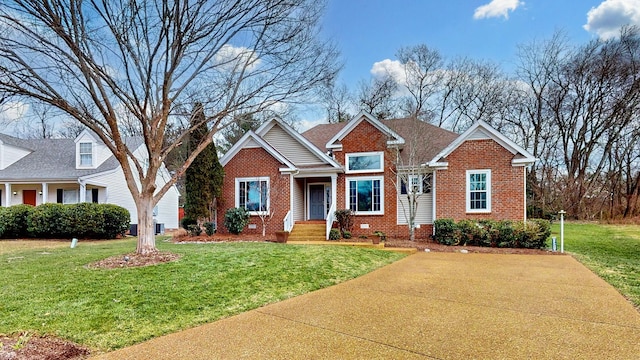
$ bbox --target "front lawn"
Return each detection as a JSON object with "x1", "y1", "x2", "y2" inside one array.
[
  {"x1": 553, "y1": 222, "x2": 640, "y2": 308},
  {"x1": 0, "y1": 238, "x2": 405, "y2": 352}
]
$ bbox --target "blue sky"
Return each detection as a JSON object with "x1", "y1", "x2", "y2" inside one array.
[{"x1": 318, "y1": 0, "x2": 630, "y2": 96}]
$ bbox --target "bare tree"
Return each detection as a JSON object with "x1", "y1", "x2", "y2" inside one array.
[
  {"x1": 387, "y1": 119, "x2": 443, "y2": 241},
  {"x1": 357, "y1": 75, "x2": 398, "y2": 120},
  {"x1": 320, "y1": 80, "x2": 353, "y2": 123},
  {"x1": 0, "y1": 0, "x2": 338, "y2": 254},
  {"x1": 254, "y1": 174, "x2": 288, "y2": 237},
  {"x1": 396, "y1": 44, "x2": 444, "y2": 120}
]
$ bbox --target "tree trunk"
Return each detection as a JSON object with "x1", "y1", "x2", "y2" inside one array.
[{"x1": 136, "y1": 194, "x2": 157, "y2": 255}]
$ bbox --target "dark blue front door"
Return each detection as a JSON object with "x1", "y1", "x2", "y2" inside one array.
[{"x1": 309, "y1": 185, "x2": 325, "y2": 220}]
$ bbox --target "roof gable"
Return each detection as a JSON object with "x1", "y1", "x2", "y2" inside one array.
[
  {"x1": 256, "y1": 118, "x2": 341, "y2": 169},
  {"x1": 220, "y1": 130, "x2": 296, "y2": 172},
  {"x1": 325, "y1": 111, "x2": 405, "y2": 150},
  {"x1": 428, "y1": 120, "x2": 535, "y2": 167}
]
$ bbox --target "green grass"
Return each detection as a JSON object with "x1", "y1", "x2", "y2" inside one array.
[
  {"x1": 552, "y1": 222, "x2": 640, "y2": 308},
  {"x1": 0, "y1": 238, "x2": 405, "y2": 351}
]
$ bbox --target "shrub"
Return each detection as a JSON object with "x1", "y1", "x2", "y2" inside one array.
[
  {"x1": 224, "y1": 207, "x2": 249, "y2": 234},
  {"x1": 329, "y1": 228, "x2": 340, "y2": 240},
  {"x1": 28, "y1": 203, "x2": 68, "y2": 238},
  {"x1": 0, "y1": 205, "x2": 34, "y2": 239},
  {"x1": 203, "y1": 222, "x2": 216, "y2": 236},
  {"x1": 434, "y1": 218, "x2": 550, "y2": 249},
  {"x1": 334, "y1": 209, "x2": 353, "y2": 237},
  {"x1": 27, "y1": 203, "x2": 130, "y2": 239},
  {"x1": 181, "y1": 216, "x2": 197, "y2": 230},
  {"x1": 434, "y1": 219, "x2": 457, "y2": 245},
  {"x1": 101, "y1": 204, "x2": 130, "y2": 238},
  {"x1": 187, "y1": 224, "x2": 202, "y2": 236},
  {"x1": 342, "y1": 230, "x2": 352, "y2": 239}
]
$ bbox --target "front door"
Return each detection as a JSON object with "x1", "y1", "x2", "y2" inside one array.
[
  {"x1": 309, "y1": 185, "x2": 325, "y2": 220},
  {"x1": 23, "y1": 190, "x2": 36, "y2": 206}
]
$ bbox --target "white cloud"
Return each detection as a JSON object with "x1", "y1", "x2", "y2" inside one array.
[
  {"x1": 584, "y1": 0, "x2": 640, "y2": 39},
  {"x1": 473, "y1": 0, "x2": 524, "y2": 20},
  {"x1": 0, "y1": 101, "x2": 29, "y2": 123},
  {"x1": 371, "y1": 59, "x2": 406, "y2": 85},
  {"x1": 214, "y1": 44, "x2": 261, "y2": 71}
]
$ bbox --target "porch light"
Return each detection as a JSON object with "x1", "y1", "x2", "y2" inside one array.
[
  {"x1": 39, "y1": 191, "x2": 43, "y2": 195},
  {"x1": 12, "y1": 191, "x2": 17, "y2": 195}
]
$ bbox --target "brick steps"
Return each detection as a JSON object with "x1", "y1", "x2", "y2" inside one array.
[{"x1": 288, "y1": 223, "x2": 325, "y2": 242}]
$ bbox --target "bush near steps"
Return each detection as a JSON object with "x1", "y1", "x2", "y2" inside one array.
[{"x1": 0, "y1": 203, "x2": 130, "y2": 239}]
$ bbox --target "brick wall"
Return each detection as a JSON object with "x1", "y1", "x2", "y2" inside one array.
[
  {"x1": 435, "y1": 139, "x2": 525, "y2": 221},
  {"x1": 333, "y1": 120, "x2": 403, "y2": 238},
  {"x1": 218, "y1": 147, "x2": 290, "y2": 235}
]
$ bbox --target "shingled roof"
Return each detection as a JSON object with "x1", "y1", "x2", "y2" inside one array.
[
  {"x1": 0, "y1": 134, "x2": 143, "y2": 181},
  {"x1": 301, "y1": 117, "x2": 459, "y2": 164}
]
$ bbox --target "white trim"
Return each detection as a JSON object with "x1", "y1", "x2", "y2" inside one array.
[
  {"x1": 466, "y1": 169, "x2": 492, "y2": 213},
  {"x1": 432, "y1": 171, "x2": 437, "y2": 233},
  {"x1": 325, "y1": 111, "x2": 405, "y2": 150},
  {"x1": 428, "y1": 120, "x2": 535, "y2": 167},
  {"x1": 345, "y1": 151, "x2": 384, "y2": 174},
  {"x1": 235, "y1": 177, "x2": 270, "y2": 216},
  {"x1": 345, "y1": 175, "x2": 385, "y2": 215}
]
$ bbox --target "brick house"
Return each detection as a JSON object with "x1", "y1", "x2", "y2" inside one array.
[{"x1": 218, "y1": 112, "x2": 535, "y2": 239}]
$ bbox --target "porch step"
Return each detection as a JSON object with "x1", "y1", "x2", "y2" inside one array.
[{"x1": 289, "y1": 223, "x2": 325, "y2": 242}]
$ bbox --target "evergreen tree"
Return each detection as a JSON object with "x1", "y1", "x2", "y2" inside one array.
[{"x1": 184, "y1": 104, "x2": 224, "y2": 224}]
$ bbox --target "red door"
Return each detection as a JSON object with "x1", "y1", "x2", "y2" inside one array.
[{"x1": 23, "y1": 190, "x2": 37, "y2": 206}]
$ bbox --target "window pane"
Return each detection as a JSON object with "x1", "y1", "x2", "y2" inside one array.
[
  {"x1": 80, "y1": 154, "x2": 92, "y2": 166},
  {"x1": 79, "y1": 143, "x2": 92, "y2": 153},
  {"x1": 246, "y1": 181, "x2": 261, "y2": 211},
  {"x1": 349, "y1": 181, "x2": 357, "y2": 211},
  {"x1": 63, "y1": 189, "x2": 78, "y2": 204},
  {"x1": 348, "y1": 154, "x2": 381, "y2": 171},
  {"x1": 373, "y1": 180, "x2": 381, "y2": 211},
  {"x1": 260, "y1": 180, "x2": 268, "y2": 211},
  {"x1": 239, "y1": 182, "x2": 246, "y2": 208},
  {"x1": 357, "y1": 180, "x2": 373, "y2": 211}
]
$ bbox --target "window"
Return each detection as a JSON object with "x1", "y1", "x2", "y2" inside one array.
[
  {"x1": 63, "y1": 189, "x2": 79, "y2": 204},
  {"x1": 345, "y1": 152, "x2": 383, "y2": 173},
  {"x1": 400, "y1": 174, "x2": 432, "y2": 195},
  {"x1": 347, "y1": 176, "x2": 383, "y2": 214},
  {"x1": 466, "y1": 170, "x2": 491, "y2": 213},
  {"x1": 236, "y1": 177, "x2": 269, "y2": 214},
  {"x1": 79, "y1": 142, "x2": 93, "y2": 166}
]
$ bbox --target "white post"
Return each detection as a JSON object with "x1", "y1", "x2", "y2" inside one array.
[{"x1": 559, "y1": 210, "x2": 566, "y2": 253}]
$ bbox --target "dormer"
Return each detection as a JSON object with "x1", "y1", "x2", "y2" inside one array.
[{"x1": 74, "y1": 130, "x2": 109, "y2": 169}]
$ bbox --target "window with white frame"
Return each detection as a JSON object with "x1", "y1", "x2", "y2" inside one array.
[
  {"x1": 345, "y1": 152, "x2": 383, "y2": 173},
  {"x1": 236, "y1": 177, "x2": 269, "y2": 214},
  {"x1": 466, "y1": 170, "x2": 491, "y2": 212},
  {"x1": 347, "y1": 176, "x2": 383, "y2": 214},
  {"x1": 79, "y1": 142, "x2": 93, "y2": 166},
  {"x1": 400, "y1": 174, "x2": 432, "y2": 195}
]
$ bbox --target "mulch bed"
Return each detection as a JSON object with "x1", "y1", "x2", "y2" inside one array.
[
  {"x1": 0, "y1": 334, "x2": 90, "y2": 360},
  {"x1": 384, "y1": 238, "x2": 564, "y2": 255}
]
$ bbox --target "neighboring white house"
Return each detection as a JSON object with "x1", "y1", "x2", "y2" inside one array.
[{"x1": 0, "y1": 130, "x2": 179, "y2": 230}]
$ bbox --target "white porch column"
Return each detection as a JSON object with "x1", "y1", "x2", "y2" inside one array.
[
  {"x1": 79, "y1": 181, "x2": 86, "y2": 203},
  {"x1": 331, "y1": 173, "x2": 337, "y2": 212},
  {"x1": 41, "y1": 183, "x2": 48, "y2": 204},
  {"x1": 5, "y1": 183, "x2": 11, "y2": 207}
]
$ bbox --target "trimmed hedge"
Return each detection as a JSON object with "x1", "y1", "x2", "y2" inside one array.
[
  {"x1": 434, "y1": 218, "x2": 551, "y2": 249},
  {"x1": 0, "y1": 203, "x2": 130, "y2": 239}
]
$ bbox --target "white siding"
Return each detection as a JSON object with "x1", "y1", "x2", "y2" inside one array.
[
  {"x1": 468, "y1": 128, "x2": 491, "y2": 141},
  {"x1": 263, "y1": 124, "x2": 323, "y2": 166},
  {"x1": 92, "y1": 169, "x2": 138, "y2": 223},
  {"x1": 2, "y1": 144, "x2": 30, "y2": 169},
  {"x1": 292, "y1": 178, "x2": 305, "y2": 221},
  {"x1": 397, "y1": 192, "x2": 433, "y2": 225}
]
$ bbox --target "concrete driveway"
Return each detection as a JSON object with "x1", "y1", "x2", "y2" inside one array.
[{"x1": 93, "y1": 253, "x2": 640, "y2": 359}]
